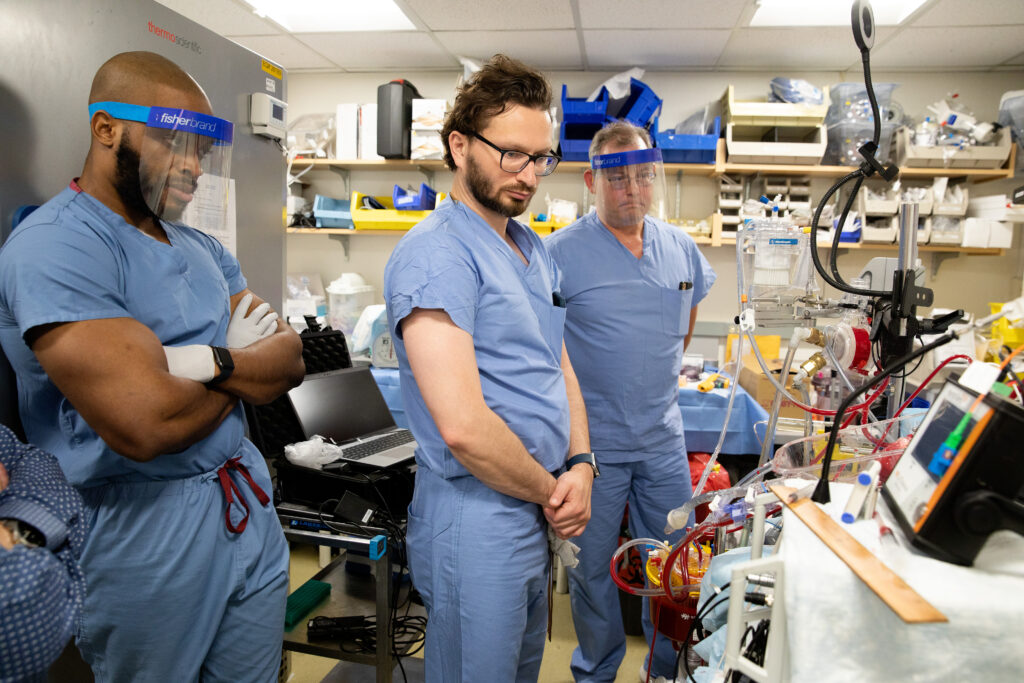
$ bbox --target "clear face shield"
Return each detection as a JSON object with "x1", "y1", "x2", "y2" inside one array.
[
  {"x1": 589, "y1": 147, "x2": 667, "y2": 229},
  {"x1": 89, "y1": 101, "x2": 234, "y2": 223}
]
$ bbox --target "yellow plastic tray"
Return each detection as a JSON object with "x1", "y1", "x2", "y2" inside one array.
[
  {"x1": 990, "y1": 302, "x2": 1024, "y2": 348},
  {"x1": 351, "y1": 191, "x2": 437, "y2": 231},
  {"x1": 528, "y1": 213, "x2": 571, "y2": 236}
]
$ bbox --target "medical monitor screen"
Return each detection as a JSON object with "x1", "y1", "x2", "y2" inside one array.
[
  {"x1": 885, "y1": 380, "x2": 980, "y2": 528},
  {"x1": 287, "y1": 367, "x2": 396, "y2": 444}
]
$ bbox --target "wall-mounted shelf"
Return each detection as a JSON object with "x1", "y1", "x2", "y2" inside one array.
[
  {"x1": 287, "y1": 220, "x2": 1004, "y2": 258},
  {"x1": 289, "y1": 139, "x2": 1016, "y2": 182}
]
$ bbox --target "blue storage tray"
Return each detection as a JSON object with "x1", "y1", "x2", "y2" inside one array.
[
  {"x1": 312, "y1": 194, "x2": 353, "y2": 228},
  {"x1": 559, "y1": 122, "x2": 602, "y2": 162},
  {"x1": 609, "y1": 78, "x2": 662, "y2": 127},
  {"x1": 654, "y1": 116, "x2": 720, "y2": 164},
  {"x1": 393, "y1": 183, "x2": 437, "y2": 211},
  {"x1": 561, "y1": 84, "x2": 608, "y2": 124}
]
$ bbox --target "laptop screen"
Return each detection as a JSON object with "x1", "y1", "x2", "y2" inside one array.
[{"x1": 287, "y1": 367, "x2": 397, "y2": 444}]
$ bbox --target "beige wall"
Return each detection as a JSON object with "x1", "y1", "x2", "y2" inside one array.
[{"x1": 285, "y1": 67, "x2": 1024, "y2": 322}]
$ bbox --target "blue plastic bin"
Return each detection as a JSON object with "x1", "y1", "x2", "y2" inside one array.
[
  {"x1": 559, "y1": 122, "x2": 602, "y2": 162},
  {"x1": 609, "y1": 78, "x2": 662, "y2": 127},
  {"x1": 561, "y1": 84, "x2": 609, "y2": 124},
  {"x1": 654, "y1": 116, "x2": 720, "y2": 163},
  {"x1": 392, "y1": 183, "x2": 437, "y2": 211},
  {"x1": 312, "y1": 194, "x2": 353, "y2": 228}
]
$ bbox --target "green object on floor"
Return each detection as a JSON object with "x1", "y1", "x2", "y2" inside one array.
[{"x1": 285, "y1": 579, "x2": 331, "y2": 628}]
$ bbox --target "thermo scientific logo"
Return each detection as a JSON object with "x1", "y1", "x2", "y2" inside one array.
[{"x1": 148, "y1": 20, "x2": 202, "y2": 54}]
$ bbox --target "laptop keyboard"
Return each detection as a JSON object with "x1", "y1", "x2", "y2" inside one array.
[{"x1": 341, "y1": 430, "x2": 415, "y2": 461}]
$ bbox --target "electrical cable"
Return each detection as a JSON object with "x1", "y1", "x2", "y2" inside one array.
[
  {"x1": 999, "y1": 344, "x2": 1024, "y2": 398},
  {"x1": 679, "y1": 592, "x2": 733, "y2": 683},
  {"x1": 812, "y1": 333, "x2": 956, "y2": 503}
]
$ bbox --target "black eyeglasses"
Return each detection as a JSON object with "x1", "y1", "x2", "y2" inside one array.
[{"x1": 471, "y1": 132, "x2": 561, "y2": 176}]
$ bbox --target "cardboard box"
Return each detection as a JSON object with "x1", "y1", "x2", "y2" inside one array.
[
  {"x1": 410, "y1": 130, "x2": 443, "y2": 160},
  {"x1": 334, "y1": 103, "x2": 358, "y2": 159},
  {"x1": 412, "y1": 98, "x2": 446, "y2": 130},
  {"x1": 358, "y1": 103, "x2": 382, "y2": 160},
  {"x1": 738, "y1": 355, "x2": 805, "y2": 419}
]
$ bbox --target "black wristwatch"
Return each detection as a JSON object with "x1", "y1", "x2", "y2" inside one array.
[
  {"x1": 204, "y1": 346, "x2": 235, "y2": 387},
  {"x1": 566, "y1": 452, "x2": 600, "y2": 478}
]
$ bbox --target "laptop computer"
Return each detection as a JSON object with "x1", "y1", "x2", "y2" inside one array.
[{"x1": 287, "y1": 366, "x2": 417, "y2": 468}]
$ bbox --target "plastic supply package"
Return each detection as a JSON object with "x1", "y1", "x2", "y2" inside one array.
[
  {"x1": 326, "y1": 273, "x2": 375, "y2": 336},
  {"x1": 287, "y1": 113, "x2": 335, "y2": 159},
  {"x1": 588, "y1": 67, "x2": 645, "y2": 101},
  {"x1": 283, "y1": 435, "x2": 343, "y2": 469},
  {"x1": 769, "y1": 77, "x2": 824, "y2": 105},
  {"x1": 824, "y1": 82, "x2": 903, "y2": 165},
  {"x1": 998, "y1": 89, "x2": 1024, "y2": 147},
  {"x1": 349, "y1": 304, "x2": 387, "y2": 356},
  {"x1": 545, "y1": 194, "x2": 578, "y2": 225}
]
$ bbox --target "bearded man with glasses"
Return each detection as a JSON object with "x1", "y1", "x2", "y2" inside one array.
[
  {"x1": 383, "y1": 54, "x2": 593, "y2": 681},
  {"x1": 546, "y1": 120, "x2": 717, "y2": 683}
]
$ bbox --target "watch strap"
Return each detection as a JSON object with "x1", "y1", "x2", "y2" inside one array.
[
  {"x1": 204, "y1": 346, "x2": 234, "y2": 387},
  {"x1": 566, "y1": 452, "x2": 599, "y2": 477}
]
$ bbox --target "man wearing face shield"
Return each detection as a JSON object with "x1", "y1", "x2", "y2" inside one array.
[
  {"x1": 546, "y1": 121, "x2": 716, "y2": 683},
  {"x1": 0, "y1": 51, "x2": 305, "y2": 681}
]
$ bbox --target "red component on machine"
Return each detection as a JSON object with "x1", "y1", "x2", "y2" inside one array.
[
  {"x1": 849, "y1": 325, "x2": 872, "y2": 374},
  {"x1": 688, "y1": 452, "x2": 732, "y2": 523}
]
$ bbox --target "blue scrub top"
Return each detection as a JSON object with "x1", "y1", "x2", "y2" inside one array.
[
  {"x1": 384, "y1": 198, "x2": 570, "y2": 479},
  {"x1": 545, "y1": 212, "x2": 716, "y2": 461},
  {"x1": 0, "y1": 185, "x2": 249, "y2": 488}
]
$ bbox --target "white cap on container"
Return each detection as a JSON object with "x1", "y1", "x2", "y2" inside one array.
[{"x1": 327, "y1": 272, "x2": 374, "y2": 294}]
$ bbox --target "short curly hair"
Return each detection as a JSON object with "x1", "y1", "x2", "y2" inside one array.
[{"x1": 441, "y1": 54, "x2": 552, "y2": 170}]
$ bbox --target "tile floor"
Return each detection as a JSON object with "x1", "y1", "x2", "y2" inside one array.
[{"x1": 284, "y1": 544, "x2": 653, "y2": 683}]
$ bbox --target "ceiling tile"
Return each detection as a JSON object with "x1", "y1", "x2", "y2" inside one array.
[
  {"x1": 912, "y1": 0, "x2": 1024, "y2": 26},
  {"x1": 402, "y1": 0, "x2": 574, "y2": 30},
  {"x1": 578, "y1": 0, "x2": 747, "y2": 29},
  {"x1": 435, "y1": 30, "x2": 582, "y2": 69},
  {"x1": 717, "y1": 27, "x2": 891, "y2": 70},
  {"x1": 297, "y1": 32, "x2": 458, "y2": 70},
  {"x1": 229, "y1": 35, "x2": 334, "y2": 70},
  {"x1": 870, "y1": 27, "x2": 1024, "y2": 68},
  {"x1": 582, "y1": 30, "x2": 731, "y2": 69},
  {"x1": 155, "y1": 0, "x2": 280, "y2": 36}
]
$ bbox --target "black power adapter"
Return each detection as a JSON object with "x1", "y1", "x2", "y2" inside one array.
[{"x1": 332, "y1": 490, "x2": 382, "y2": 527}]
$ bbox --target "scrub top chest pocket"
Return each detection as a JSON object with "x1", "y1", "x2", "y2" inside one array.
[
  {"x1": 660, "y1": 285, "x2": 693, "y2": 337},
  {"x1": 547, "y1": 292, "x2": 567, "y2": 356}
]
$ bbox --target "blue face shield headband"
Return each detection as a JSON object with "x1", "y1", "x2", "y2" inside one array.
[{"x1": 89, "y1": 101, "x2": 234, "y2": 223}]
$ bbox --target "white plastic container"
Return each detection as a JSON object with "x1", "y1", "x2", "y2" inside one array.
[{"x1": 327, "y1": 272, "x2": 376, "y2": 336}]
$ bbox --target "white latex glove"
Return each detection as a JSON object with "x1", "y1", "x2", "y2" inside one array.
[
  {"x1": 226, "y1": 292, "x2": 279, "y2": 348},
  {"x1": 163, "y1": 344, "x2": 215, "y2": 383},
  {"x1": 548, "y1": 525, "x2": 581, "y2": 569}
]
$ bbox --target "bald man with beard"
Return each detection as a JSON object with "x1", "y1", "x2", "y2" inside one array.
[{"x1": 0, "y1": 52, "x2": 304, "y2": 681}]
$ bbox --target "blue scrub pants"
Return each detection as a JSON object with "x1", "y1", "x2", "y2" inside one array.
[
  {"x1": 407, "y1": 466, "x2": 550, "y2": 682},
  {"x1": 567, "y1": 453, "x2": 692, "y2": 682},
  {"x1": 75, "y1": 444, "x2": 289, "y2": 682}
]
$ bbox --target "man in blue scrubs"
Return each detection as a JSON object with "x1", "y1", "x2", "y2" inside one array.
[
  {"x1": 0, "y1": 52, "x2": 305, "y2": 681},
  {"x1": 384, "y1": 54, "x2": 595, "y2": 682},
  {"x1": 546, "y1": 121, "x2": 716, "y2": 683}
]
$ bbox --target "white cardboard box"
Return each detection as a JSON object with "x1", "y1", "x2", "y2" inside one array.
[
  {"x1": 961, "y1": 217, "x2": 990, "y2": 247},
  {"x1": 988, "y1": 220, "x2": 1013, "y2": 248},
  {"x1": 412, "y1": 99, "x2": 446, "y2": 130},
  {"x1": 410, "y1": 130, "x2": 443, "y2": 160},
  {"x1": 334, "y1": 103, "x2": 358, "y2": 160},
  {"x1": 358, "y1": 103, "x2": 382, "y2": 160}
]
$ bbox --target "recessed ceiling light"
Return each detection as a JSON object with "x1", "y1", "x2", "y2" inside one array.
[
  {"x1": 750, "y1": 0, "x2": 928, "y2": 27},
  {"x1": 243, "y1": 0, "x2": 416, "y2": 32}
]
